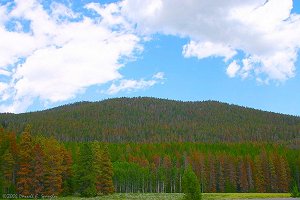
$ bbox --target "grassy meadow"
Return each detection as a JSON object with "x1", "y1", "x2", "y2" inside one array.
[{"x1": 55, "y1": 193, "x2": 291, "y2": 200}]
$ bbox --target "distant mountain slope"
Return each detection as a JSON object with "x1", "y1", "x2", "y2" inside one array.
[{"x1": 0, "y1": 97, "x2": 299, "y2": 142}]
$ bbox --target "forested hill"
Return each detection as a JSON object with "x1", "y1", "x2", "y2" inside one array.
[{"x1": 0, "y1": 97, "x2": 300, "y2": 142}]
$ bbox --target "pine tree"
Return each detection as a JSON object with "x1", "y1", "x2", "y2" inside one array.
[
  {"x1": 260, "y1": 150, "x2": 271, "y2": 192},
  {"x1": 31, "y1": 144, "x2": 44, "y2": 197},
  {"x1": 91, "y1": 142, "x2": 102, "y2": 194},
  {"x1": 182, "y1": 165, "x2": 202, "y2": 200},
  {"x1": 75, "y1": 143, "x2": 97, "y2": 197},
  {"x1": 17, "y1": 127, "x2": 33, "y2": 196},
  {"x1": 2, "y1": 149, "x2": 15, "y2": 193},
  {"x1": 238, "y1": 159, "x2": 249, "y2": 192},
  {"x1": 224, "y1": 156, "x2": 237, "y2": 192},
  {"x1": 207, "y1": 155, "x2": 216, "y2": 192},
  {"x1": 7, "y1": 132, "x2": 18, "y2": 191},
  {"x1": 269, "y1": 155, "x2": 278, "y2": 192},
  {"x1": 99, "y1": 144, "x2": 115, "y2": 195},
  {"x1": 254, "y1": 156, "x2": 266, "y2": 192},
  {"x1": 0, "y1": 127, "x2": 8, "y2": 196},
  {"x1": 0, "y1": 169, "x2": 3, "y2": 197},
  {"x1": 43, "y1": 137, "x2": 64, "y2": 195},
  {"x1": 275, "y1": 154, "x2": 290, "y2": 192},
  {"x1": 217, "y1": 155, "x2": 225, "y2": 192},
  {"x1": 245, "y1": 155, "x2": 254, "y2": 192},
  {"x1": 61, "y1": 148, "x2": 73, "y2": 196}
]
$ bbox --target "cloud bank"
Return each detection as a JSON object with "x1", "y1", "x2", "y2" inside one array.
[
  {"x1": 0, "y1": 0, "x2": 142, "y2": 113},
  {"x1": 122, "y1": 0, "x2": 300, "y2": 82},
  {"x1": 1, "y1": 0, "x2": 300, "y2": 113}
]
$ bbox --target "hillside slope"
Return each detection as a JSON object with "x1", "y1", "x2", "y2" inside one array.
[{"x1": 0, "y1": 97, "x2": 299, "y2": 142}]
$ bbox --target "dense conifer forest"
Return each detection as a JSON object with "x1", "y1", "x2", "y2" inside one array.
[
  {"x1": 0, "y1": 127, "x2": 114, "y2": 197},
  {"x1": 0, "y1": 97, "x2": 300, "y2": 143},
  {"x1": 1, "y1": 127, "x2": 300, "y2": 196},
  {"x1": 0, "y1": 97, "x2": 300, "y2": 196},
  {"x1": 107, "y1": 142, "x2": 300, "y2": 193}
]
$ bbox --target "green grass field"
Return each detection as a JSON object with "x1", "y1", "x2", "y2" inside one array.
[{"x1": 55, "y1": 193, "x2": 291, "y2": 200}]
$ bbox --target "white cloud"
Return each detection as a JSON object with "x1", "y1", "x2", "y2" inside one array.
[
  {"x1": 0, "y1": 97, "x2": 32, "y2": 113},
  {"x1": 183, "y1": 41, "x2": 237, "y2": 61},
  {"x1": 2, "y1": 0, "x2": 300, "y2": 113},
  {"x1": 0, "y1": 27, "x2": 39, "y2": 67},
  {"x1": 153, "y1": 72, "x2": 164, "y2": 79},
  {"x1": 226, "y1": 61, "x2": 241, "y2": 78},
  {"x1": 122, "y1": 0, "x2": 300, "y2": 82},
  {"x1": 107, "y1": 72, "x2": 164, "y2": 94},
  {"x1": 0, "y1": 0, "x2": 142, "y2": 113},
  {"x1": 85, "y1": 2, "x2": 130, "y2": 29},
  {"x1": 50, "y1": 2, "x2": 79, "y2": 21},
  {"x1": 12, "y1": 20, "x2": 140, "y2": 102}
]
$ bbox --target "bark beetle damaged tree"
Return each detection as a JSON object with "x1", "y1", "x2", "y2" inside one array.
[{"x1": 0, "y1": 125, "x2": 299, "y2": 196}]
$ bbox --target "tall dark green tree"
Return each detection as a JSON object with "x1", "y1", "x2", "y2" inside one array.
[
  {"x1": 2, "y1": 149, "x2": 15, "y2": 193},
  {"x1": 61, "y1": 148, "x2": 73, "y2": 196},
  {"x1": 182, "y1": 165, "x2": 202, "y2": 200},
  {"x1": 75, "y1": 143, "x2": 97, "y2": 197}
]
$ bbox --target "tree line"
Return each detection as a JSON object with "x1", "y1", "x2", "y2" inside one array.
[
  {"x1": 106, "y1": 143, "x2": 300, "y2": 193},
  {"x1": 63, "y1": 142, "x2": 300, "y2": 194},
  {"x1": 1, "y1": 126, "x2": 299, "y2": 196}
]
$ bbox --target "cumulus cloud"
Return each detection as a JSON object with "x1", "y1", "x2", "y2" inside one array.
[
  {"x1": 2, "y1": 0, "x2": 300, "y2": 113},
  {"x1": 226, "y1": 61, "x2": 241, "y2": 78},
  {"x1": 122, "y1": 0, "x2": 300, "y2": 82},
  {"x1": 183, "y1": 41, "x2": 237, "y2": 61},
  {"x1": 0, "y1": 0, "x2": 143, "y2": 113},
  {"x1": 106, "y1": 72, "x2": 164, "y2": 94}
]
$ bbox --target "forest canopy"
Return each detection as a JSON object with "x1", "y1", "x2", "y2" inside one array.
[{"x1": 0, "y1": 97, "x2": 299, "y2": 143}]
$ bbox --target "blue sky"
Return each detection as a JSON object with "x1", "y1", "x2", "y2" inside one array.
[{"x1": 1, "y1": 0, "x2": 300, "y2": 115}]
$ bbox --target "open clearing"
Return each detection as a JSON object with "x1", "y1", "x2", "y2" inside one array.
[{"x1": 56, "y1": 193, "x2": 293, "y2": 200}]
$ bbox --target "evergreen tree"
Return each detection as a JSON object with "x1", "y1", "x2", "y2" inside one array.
[
  {"x1": 43, "y1": 137, "x2": 64, "y2": 196},
  {"x1": 269, "y1": 156, "x2": 278, "y2": 192},
  {"x1": 17, "y1": 127, "x2": 33, "y2": 196},
  {"x1": 61, "y1": 148, "x2": 73, "y2": 196},
  {"x1": 75, "y1": 143, "x2": 97, "y2": 197},
  {"x1": 0, "y1": 127, "x2": 9, "y2": 196},
  {"x1": 0, "y1": 170, "x2": 3, "y2": 197},
  {"x1": 254, "y1": 156, "x2": 266, "y2": 192},
  {"x1": 182, "y1": 165, "x2": 202, "y2": 200},
  {"x1": 7, "y1": 132, "x2": 18, "y2": 192},
  {"x1": 31, "y1": 144, "x2": 44, "y2": 197},
  {"x1": 99, "y1": 145, "x2": 114, "y2": 195},
  {"x1": 2, "y1": 149, "x2": 15, "y2": 193},
  {"x1": 207, "y1": 155, "x2": 216, "y2": 192},
  {"x1": 238, "y1": 159, "x2": 249, "y2": 192},
  {"x1": 291, "y1": 183, "x2": 300, "y2": 197},
  {"x1": 91, "y1": 142, "x2": 102, "y2": 194}
]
